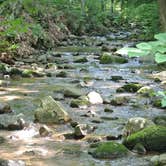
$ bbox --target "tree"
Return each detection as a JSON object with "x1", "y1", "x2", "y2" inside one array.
[{"x1": 158, "y1": 0, "x2": 166, "y2": 31}]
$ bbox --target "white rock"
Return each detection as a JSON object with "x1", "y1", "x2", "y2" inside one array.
[{"x1": 87, "y1": 91, "x2": 103, "y2": 104}]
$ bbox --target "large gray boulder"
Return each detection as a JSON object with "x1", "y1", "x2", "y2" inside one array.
[{"x1": 34, "y1": 96, "x2": 71, "y2": 124}]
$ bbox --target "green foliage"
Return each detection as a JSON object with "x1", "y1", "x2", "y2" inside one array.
[
  {"x1": 122, "y1": 2, "x2": 159, "y2": 38},
  {"x1": 118, "y1": 33, "x2": 166, "y2": 64}
]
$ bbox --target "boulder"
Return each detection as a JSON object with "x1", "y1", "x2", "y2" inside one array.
[
  {"x1": 90, "y1": 141, "x2": 128, "y2": 159},
  {"x1": 87, "y1": 91, "x2": 103, "y2": 104},
  {"x1": 0, "y1": 103, "x2": 12, "y2": 114},
  {"x1": 34, "y1": 96, "x2": 71, "y2": 124},
  {"x1": 123, "y1": 117, "x2": 155, "y2": 136},
  {"x1": 123, "y1": 126, "x2": 166, "y2": 152}
]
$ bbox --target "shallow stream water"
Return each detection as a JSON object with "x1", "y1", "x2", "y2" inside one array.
[{"x1": 0, "y1": 33, "x2": 165, "y2": 166}]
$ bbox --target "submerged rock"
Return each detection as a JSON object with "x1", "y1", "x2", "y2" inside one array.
[
  {"x1": 123, "y1": 117, "x2": 155, "y2": 136},
  {"x1": 87, "y1": 91, "x2": 103, "y2": 104},
  {"x1": 0, "y1": 103, "x2": 12, "y2": 114},
  {"x1": 90, "y1": 141, "x2": 128, "y2": 159},
  {"x1": 123, "y1": 126, "x2": 166, "y2": 152},
  {"x1": 34, "y1": 96, "x2": 71, "y2": 124}
]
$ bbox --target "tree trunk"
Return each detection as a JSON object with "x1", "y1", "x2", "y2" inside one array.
[
  {"x1": 110, "y1": 0, "x2": 114, "y2": 13},
  {"x1": 81, "y1": 0, "x2": 85, "y2": 15},
  {"x1": 158, "y1": 0, "x2": 166, "y2": 31}
]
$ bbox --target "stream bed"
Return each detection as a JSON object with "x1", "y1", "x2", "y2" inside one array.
[{"x1": 0, "y1": 32, "x2": 165, "y2": 166}]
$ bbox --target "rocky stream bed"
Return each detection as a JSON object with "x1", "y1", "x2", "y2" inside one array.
[{"x1": 0, "y1": 31, "x2": 166, "y2": 166}]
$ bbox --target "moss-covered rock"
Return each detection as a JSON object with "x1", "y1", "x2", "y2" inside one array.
[
  {"x1": 117, "y1": 83, "x2": 143, "y2": 93},
  {"x1": 137, "y1": 86, "x2": 155, "y2": 97},
  {"x1": 34, "y1": 96, "x2": 71, "y2": 124},
  {"x1": 90, "y1": 141, "x2": 128, "y2": 159},
  {"x1": 22, "y1": 69, "x2": 45, "y2": 78},
  {"x1": 74, "y1": 57, "x2": 88, "y2": 63},
  {"x1": 123, "y1": 126, "x2": 166, "y2": 152},
  {"x1": 100, "y1": 53, "x2": 128, "y2": 64},
  {"x1": 64, "y1": 88, "x2": 83, "y2": 98},
  {"x1": 70, "y1": 96, "x2": 90, "y2": 108},
  {"x1": 110, "y1": 96, "x2": 129, "y2": 106}
]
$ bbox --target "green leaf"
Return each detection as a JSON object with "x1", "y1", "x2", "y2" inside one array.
[
  {"x1": 155, "y1": 53, "x2": 166, "y2": 64},
  {"x1": 117, "y1": 47, "x2": 144, "y2": 56},
  {"x1": 136, "y1": 42, "x2": 152, "y2": 51},
  {"x1": 157, "y1": 91, "x2": 166, "y2": 98},
  {"x1": 156, "y1": 46, "x2": 166, "y2": 54},
  {"x1": 154, "y1": 33, "x2": 166, "y2": 43},
  {"x1": 161, "y1": 98, "x2": 166, "y2": 107},
  {"x1": 128, "y1": 50, "x2": 149, "y2": 57}
]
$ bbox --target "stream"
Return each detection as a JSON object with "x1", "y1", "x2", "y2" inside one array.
[{"x1": 0, "y1": 31, "x2": 165, "y2": 166}]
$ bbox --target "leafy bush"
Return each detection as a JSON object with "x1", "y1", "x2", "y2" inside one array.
[
  {"x1": 122, "y1": 2, "x2": 159, "y2": 39},
  {"x1": 117, "y1": 33, "x2": 166, "y2": 64}
]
